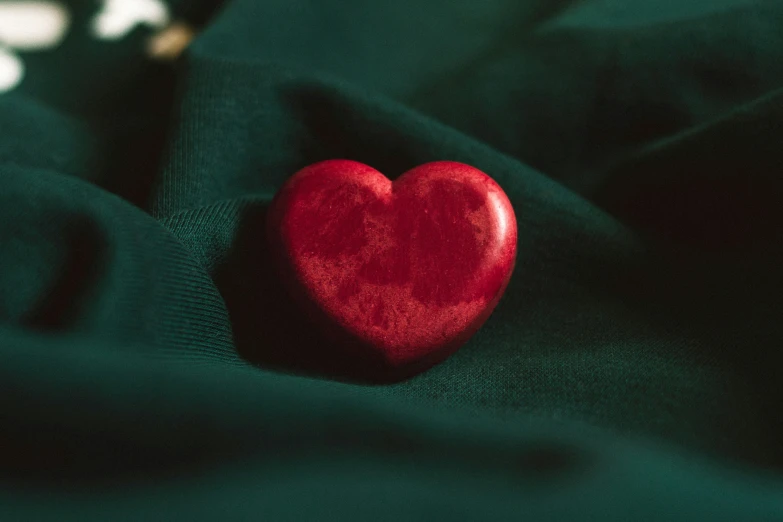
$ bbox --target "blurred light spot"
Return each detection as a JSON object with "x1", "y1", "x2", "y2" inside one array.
[
  {"x1": 0, "y1": 1, "x2": 70, "y2": 50},
  {"x1": 92, "y1": 0, "x2": 170, "y2": 40},
  {"x1": 146, "y1": 21, "x2": 194, "y2": 61},
  {"x1": 0, "y1": 47, "x2": 23, "y2": 93}
]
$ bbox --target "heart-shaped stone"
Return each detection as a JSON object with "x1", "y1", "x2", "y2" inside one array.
[{"x1": 267, "y1": 160, "x2": 517, "y2": 379}]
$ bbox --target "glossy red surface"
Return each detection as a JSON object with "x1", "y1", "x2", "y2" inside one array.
[{"x1": 267, "y1": 160, "x2": 517, "y2": 378}]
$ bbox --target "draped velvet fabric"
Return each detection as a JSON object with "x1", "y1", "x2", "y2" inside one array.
[{"x1": 1, "y1": 1, "x2": 782, "y2": 519}]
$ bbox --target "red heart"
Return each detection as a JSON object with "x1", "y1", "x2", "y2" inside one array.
[{"x1": 267, "y1": 160, "x2": 517, "y2": 379}]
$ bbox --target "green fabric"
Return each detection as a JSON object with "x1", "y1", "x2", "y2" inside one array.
[{"x1": 2, "y1": 0, "x2": 783, "y2": 519}]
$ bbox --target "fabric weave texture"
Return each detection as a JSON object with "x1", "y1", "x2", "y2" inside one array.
[{"x1": 1, "y1": 0, "x2": 783, "y2": 520}]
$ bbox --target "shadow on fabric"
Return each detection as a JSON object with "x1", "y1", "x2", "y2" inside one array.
[{"x1": 213, "y1": 202, "x2": 410, "y2": 385}]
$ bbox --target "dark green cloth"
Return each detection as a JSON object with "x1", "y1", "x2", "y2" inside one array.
[{"x1": 2, "y1": 0, "x2": 783, "y2": 519}]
